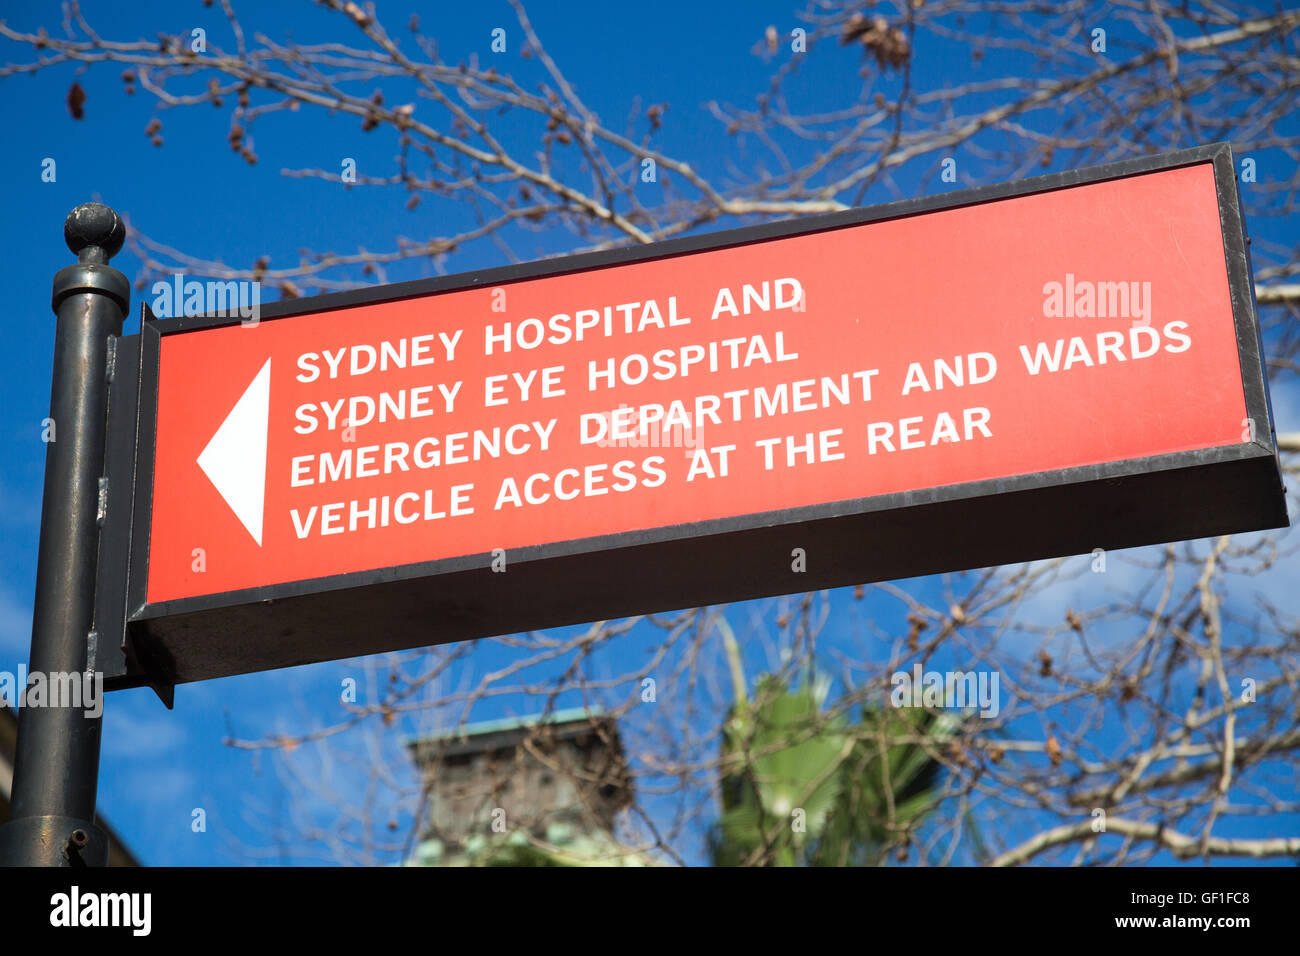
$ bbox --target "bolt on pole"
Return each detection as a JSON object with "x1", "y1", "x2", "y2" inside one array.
[{"x1": 0, "y1": 204, "x2": 129, "y2": 867}]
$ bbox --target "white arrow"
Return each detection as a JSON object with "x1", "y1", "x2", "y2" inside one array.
[{"x1": 197, "y1": 358, "x2": 270, "y2": 546}]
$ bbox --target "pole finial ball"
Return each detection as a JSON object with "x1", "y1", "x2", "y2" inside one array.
[{"x1": 64, "y1": 203, "x2": 125, "y2": 263}]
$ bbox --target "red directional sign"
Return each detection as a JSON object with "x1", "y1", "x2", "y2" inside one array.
[{"x1": 98, "y1": 144, "x2": 1285, "y2": 691}]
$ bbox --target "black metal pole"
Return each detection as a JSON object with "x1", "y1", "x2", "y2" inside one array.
[{"x1": 0, "y1": 204, "x2": 129, "y2": 867}]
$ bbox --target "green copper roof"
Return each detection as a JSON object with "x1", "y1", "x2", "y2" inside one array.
[{"x1": 404, "y1": 705, "x2": 606, "y2": 749}]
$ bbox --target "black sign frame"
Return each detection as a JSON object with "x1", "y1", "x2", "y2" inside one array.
[{"x1": 92, "y1": 142, "x2": 1287, "y2": 699}]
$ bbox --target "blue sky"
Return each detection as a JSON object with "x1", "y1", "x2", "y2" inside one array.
[{"x1": 1, "y1": 0, "x2": 1299, "y2": 866}]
